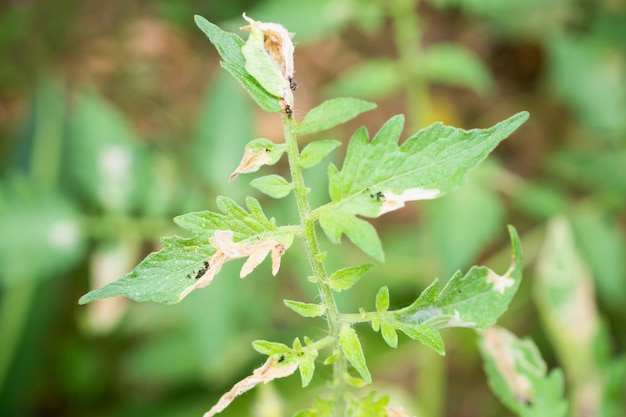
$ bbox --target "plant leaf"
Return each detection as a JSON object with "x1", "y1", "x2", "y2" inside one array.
[
  {"x1": 339, "y1": 326, "x2": 372, "y2": 384},
  {"x1": 317, "y1": 112, "x2": 528, "y2": 259},
  {"x1": 299, "y1": 140, "x2": 342, "y2": 169},
  {"x1": 283, "y1": 300, "x2": 326, "y2": 317},
  {"x1": 250, "y1": 174, "x2": 293, "y2": 198},
  {"x1": 424, "y1": 43, "x2": 494, "y2": 94},
  {"x1": 391, "y1": 225, "x2": 522, "y2": 330},
  {"x1": 295, "y1": 98, "x2": 377, "y2": 136},
  {"x1": 375, "y1": 286, "x2": 390, "y2": 313},
  {"x1": 229, "y1": 138, "x2": 286, "y2": 182},
  {"x1": 78, "y1": 197, "x2": 295, "y2": 304},
  {"x1": 194, "y1": 15, "x2": 281, "y2": 113},
  {"x1": 327, "y1": 263, "x2": 374, "y2": 292},
  {"x1": 479, "y1": 326, "x2": 568, "y2": 417}
]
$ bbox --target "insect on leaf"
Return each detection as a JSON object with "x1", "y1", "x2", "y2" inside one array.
[{"x1": 317, "y1": 112, "x2": 529, "y2": 259}]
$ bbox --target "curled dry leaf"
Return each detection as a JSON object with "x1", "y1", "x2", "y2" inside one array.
[
  {"x1": 179, "y1": 230, "x2": 286, "y2": 300},
  {"x1": 204, "y1": 357, "x2": 298, "y2": 417},
  {"x1": 229, "y1": 148, "x2": 272, "y2": 182}
]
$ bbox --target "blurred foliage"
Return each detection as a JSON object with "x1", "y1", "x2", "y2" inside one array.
[{"x1": 0, "y1": 0, "x2": 624, "y2": 416}]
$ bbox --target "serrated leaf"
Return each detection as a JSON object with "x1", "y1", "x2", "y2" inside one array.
[
  {"x1": 317, "y1": 112, "x2": 528, "y2": 259},
  {"x1": 327, "y1": 263, "x2": 374, "y2": 292},
  {"x1": 79, "y1": 197, "x2": 294, "y2": 304},
  {"x1": 339, "y1": 326, "x2": 372, "y2": 384},
  {"x1": 375, "y1": 286, "x2": 390, "y2": 313},
  {"x1": 391, "y1": 226, "x2": 522, "y2": 330},
  {"x1": 319, "y1": 211, "x2": 384, "y2": 261},
  {"x1": 479, "y1": 327, "x2": 568, "y2": 417},
  {"x1": 194, "y1": 15, "x2": 281, "y2": 113},
  {"x1": 295, "y1": 98, "x2": 377, "y2": 136},
  {"x1": 299, "y1": 140, "x2": 342, "y2": 169},
  {"x1": 250, "y1": 174, "x2": 293, "y2": 198},
  {"x1": 283, "y1": 300, "x2": 326, "y2": 317}
]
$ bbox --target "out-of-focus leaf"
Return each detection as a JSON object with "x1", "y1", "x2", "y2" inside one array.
[
  {"x1": 295, "y1": 98, "x2": 377, "y2": 136},
  {"x1": 0, "y1": 177, "x2": 85, "y2": 285},
  {"x1": 317, "y1": 112, "x2": 528, "y2": 260},
  {"x1": 511, "y1": 182, "x2": 569, "y2": 220},
  {"x1": 78, "y1": 197, "x2": 295, "y2": 304},
  {"x1": 535, "y1": 216, "x2": 618, "y2": 417},
  {"x1": 424, "y1": 43, "x2": 493, "y2": 94},
  {"x1": 547, "y1": 33, "x2": 626, "y2": 134},
  {"x1": 325, "y1": 59, "x2": 402, "y2": 100},
  {"x1": 66, "y1": 91, "x2": 148, "y2": 214},
  {"x1": 423, "y1": 163, "x2": 504, "y2": 278},
  {"x1": 571, "y1": 207, "x2": 626, "y2": 311},
  {"x1": 478, "y1": 326, "x2": 568, "y2": 417},
  {"x1": 192, "y1": 72, "x2": 255, "y2": 196},
  {"x1": 194, "y1": 15, "x2": 281, "y2": 113}
]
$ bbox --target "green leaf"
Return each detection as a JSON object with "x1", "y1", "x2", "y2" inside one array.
[
  {"x1": 252, "y1": 340, "x2": 291, "y2": 357},
  {"x1": 324, "y1": 59, "x2": 402, "y2": 100},
  {"x1": 424, "y1": 43, "x2": 494, "y2": 94},
  {"x1": 317, "y1": 112, "x2": 528, "y2": 259},
  {"x1": 396, "y1": 323, "x2": 445, "y2": 355},
  {"x1": 250, "y1": 174, "x2": 293, "y2": 198},
  {"x1": 283, "y1": 300, "x2": 326, "y2": 317},
  {"x1": 380, "y1": 322, "x2": 398, "y2": 348},
  {"x1": 0, "y1": 177, "x2": 86, "y2": 285},
  {"x1": 392, "y1": 226, "x2": 522, "y2": 330},
  {"x1": 339, "y1": 326, "x2": 371, "y2": 384},
  {"x1": 79, "y1": 197, "x2": 295, "y2": 304},
  {"x1": 295, "y1": 98, "x2": 377, "y2": 136},
  {"x1": 479, "y1": 327, "x2": 568, "y2": 417},
  {"x1": 295, "y1": 338, "x2": 319, "y2": 388},
  {"x1": 299, "y1": 140, "x2": 342, "y2": 169},
  {"x1": 194, "y1": 15, "x2": 281, "y2": 113},
  {"x1": 327, "y1": 263, "x2": 374, "y2": 292},
  {"x1": 241, "y1": 17, "x2": 288, "y2": 99},
  {"x1": 375, "y1": 286, "x2": 390, "y2": 313}
]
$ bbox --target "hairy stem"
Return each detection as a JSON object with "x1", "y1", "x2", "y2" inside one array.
[{"x1": 282, "y1": 112, "x2": 348, "y2": 410}]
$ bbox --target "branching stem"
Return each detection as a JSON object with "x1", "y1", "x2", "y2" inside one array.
[{"x1": 282, "y1": 112, "x2": 348, "y2": 410}]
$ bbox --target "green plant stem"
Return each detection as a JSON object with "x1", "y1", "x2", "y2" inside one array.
[
  {"x1": 389, "y1": 0, "x2": 429, "y2": 131},
  {"x1": 282, "y1": 112, "x2": 348, "y2": 412}
]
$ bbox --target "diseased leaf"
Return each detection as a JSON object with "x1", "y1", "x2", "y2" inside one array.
[
  {"x1": 317, "y1": 112, "x2": 528, "y2": 259},
  {"x1": 295, "y1": 98, "x2": 377, "y2": 136},
  {"x1": 339, "y1": 326, "x2": 372, "y2": 384},
  {"x1": 390, "y1": 226, "x2": 522, "y2": 331},
  {"x1": 327, "y1": 263, "x2": 375, "y2": 292},
  {"x1": 250, "y1": 174, "x2": 293, "y2": 198},
  {"x1": 229, "y1": 138, "x2": 286, "y2": 182},
  {"x1": 194, "y1": 15, "x2": 281, "y2": 112},
  {"x1": 479, "y1": 326, "x2": 568, "y2": 417},
  {"x1": 79, "y1": 197, "x2": 295, "y2": 304},
  {"x1": 283, "y1": 299, "x2": 326, "y2": 317},
  {"x1": 299, "y1": 140, "x2": 342, "y2": 169},
  {"x1": 203, "y1": 357, "x2": 298, "y2": 417}
]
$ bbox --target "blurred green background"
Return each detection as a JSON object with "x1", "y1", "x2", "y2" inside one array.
[{"x1": 1, "y1": 0, "x2": 625, "y2": 416}]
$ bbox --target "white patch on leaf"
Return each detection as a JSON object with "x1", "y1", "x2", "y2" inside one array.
[
  {"x1": 378, "y1": 188, "x2": 440, "y2": 216},
  {"x1": 229, "y1": 148, "x2": 272, "y2": 182},
  {"x1": 445, "y1": 310, "x2": 476, "y2": 328},
  {"x1": 203, "y1": 357, "x2": 298, "y2": 417},
  {"x1": 178, "y1": 230, "x2": 286, "y2": 300},
  {"x1": 481, "y1": 327, "x2": 533, "y2": 404},
  {"x1": 486, "y1": 268, "x2": 515, "y2": 294}
]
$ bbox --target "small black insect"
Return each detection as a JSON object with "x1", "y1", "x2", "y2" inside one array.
[
  {"x1": 284, "y1": 104, "x2": 293, "y2": 118},
  {"x1": 194, "y1": 261, "x2": 210, "y2": 279},
  {"x1": 369, "y1": 191, "x2": 384, "y2": 201},
  {"x1": 278, "y1": 354, "x2": 285, "y2": 363},
  {"x1": 288, "y1": 77, "x2": 298, "y2": 91}
]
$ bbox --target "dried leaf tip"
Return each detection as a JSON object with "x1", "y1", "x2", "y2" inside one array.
[
  {"x1": 240, "y1": 13, "x2": 295, "y2": 84},
  {"x1": 229, "y1": 148, "x2": 272, "y2": 182}
]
